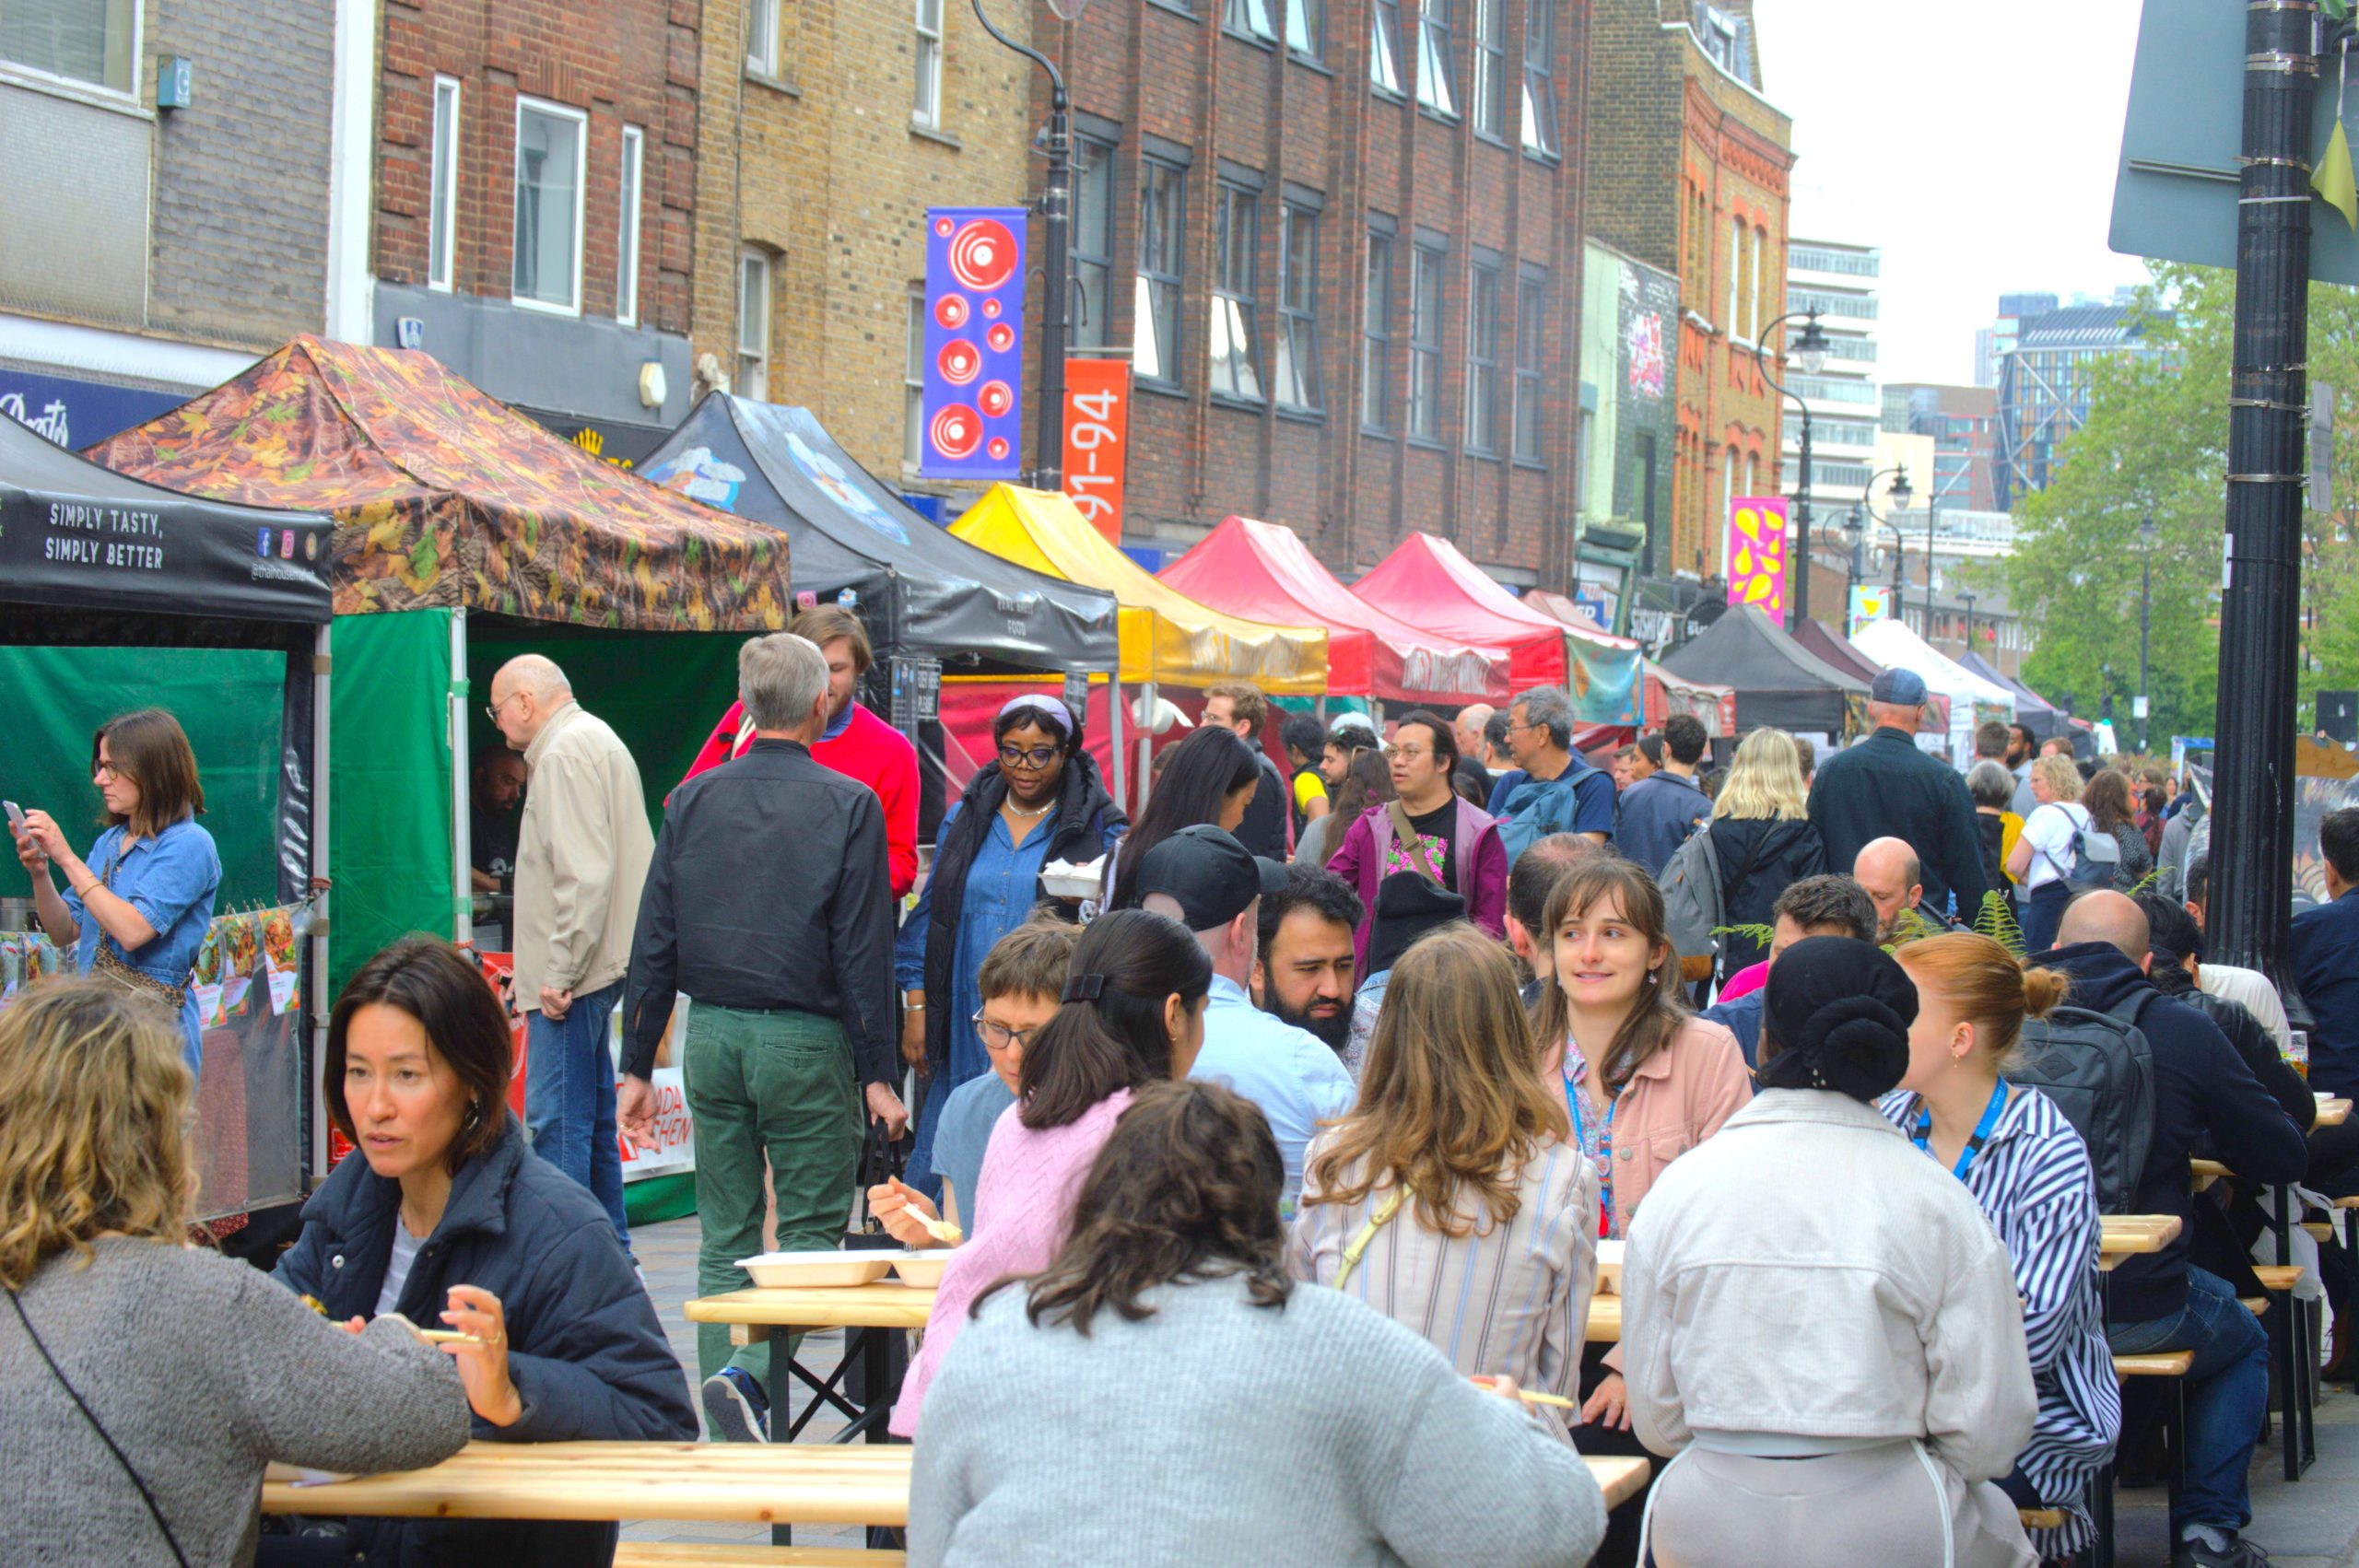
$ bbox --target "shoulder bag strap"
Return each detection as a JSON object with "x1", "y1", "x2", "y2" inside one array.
[
  {"x1": 1331, "y1": 1182, "x2": 1413, "y2": 1292},
  {"x1": 5, "y1": 1288, "x2": 192, "y2": 1568},
  {"x1": 1385, "y1": 802, "x2": 1445, "y2": 885}
]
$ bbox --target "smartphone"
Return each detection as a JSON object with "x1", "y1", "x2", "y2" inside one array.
[{"x1": 3, "y1": 801, "x2": 23, "y2": 832}]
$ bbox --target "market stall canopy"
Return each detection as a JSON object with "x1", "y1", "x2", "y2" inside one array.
[
  {"x1": 1159, "y1": 515, "x2": 1507, "y2": 704},
  {"x1": 1351, "y1": 532, "x2": 1567, "y2": 688},
  {"x1": 1643, "y1": 665, "x2": 1737, "y2": 738},
  {"x1": 1790, "y1": 618, "x2": 1884, "y2": 688},
  {"x1": 1848, "y1": 617, "x2": 2016, "y2": 713},
  {"x1": 86, "y1": 336, "x2": 790, "y2": 631},
  {"x1": 1661, "y1": 603, "x2": 1870, "y2": 732},
  {"x1": 1959, "y1": 649, "x2": 2063, "y2": 739},
  {"x1": 951, "y1": 485, "x2": 1327, "y2": 694},
  {"x1": 640, "y1": 396, "x2": 1117, "y2": 671},
  {"x1": 0, "y1": 415, "x2": 331, "y2": 630}
]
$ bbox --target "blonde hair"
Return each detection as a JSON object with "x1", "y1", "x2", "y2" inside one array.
[
  {"x1": 1304, "y1": 927, "x2": 1567, "y2": 1236},
  {"x1": 1894, "y1": 932, "x2": 2069, "y2": 1071},
  {"x1": 0, "y1": 979, "x2": 194, "y2": 1291},
  {"x1": 2032, "y1": 752, "x2": 2083, "y2": 803},
  {"x1": 1711, "y1": 727, "x2": 1810, "y2": 822}
]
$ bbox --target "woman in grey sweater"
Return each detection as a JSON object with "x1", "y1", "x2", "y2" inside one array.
[
  {"x1": 909, "y1": 1079, "x2": 1607, "y2": 1568},
  {"x1": 0, "y1": 980, "x2": 470, "y2": 1568}
]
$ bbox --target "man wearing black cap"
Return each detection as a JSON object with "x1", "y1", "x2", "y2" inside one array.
[
  {"x1": 1135, "y1": 825, "x2": 1355, "y2": 1205},
  {"x1": 1807, "y1": 668, "x2": 1989, "y2": 921}
]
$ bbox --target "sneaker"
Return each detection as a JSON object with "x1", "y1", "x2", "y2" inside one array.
[
  {"x1": 702, "y1": 1367, "x2": 769, "y2": 1443},
  {"x1": 2172, "y1": 1534, "x2": 2270, "y2": 1567}
]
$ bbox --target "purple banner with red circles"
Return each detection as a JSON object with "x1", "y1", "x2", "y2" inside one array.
[{"x1": 921, "y1": 206, "x2": 1027, "y2": 479}]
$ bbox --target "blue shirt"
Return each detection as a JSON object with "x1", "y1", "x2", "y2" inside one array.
[
  {"x1": 1699, "y1": 989, "x2": 1763, "y2": 1068},
  {"x1": 2292, "y1": 887, "x2": 2359, "y2": 1097},
  {"x1": 1614, "y1": 771, "x2": 1711, "y2": 875},
  {"x1": 895, "y1": 801, "x2": 1062, "y2": 1089},
  {"x1": 933, "y1": 1072, "x2": 1016, "y2": 1235},
  {"x1": 1188, "y1": 975, "x2": 1356, "y2": 1203},
  {"x1": 61, "y1": 818, "x2": 220, "y2": 1071}
]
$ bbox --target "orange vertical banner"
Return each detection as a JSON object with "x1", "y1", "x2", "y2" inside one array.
[{"x1": 1062, "y1": 358, "x2": 1130, "y2": 544}]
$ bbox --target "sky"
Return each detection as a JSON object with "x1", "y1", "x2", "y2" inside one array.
[{"x1": 1755, "y1": 0, "x2": 2154, "y2": 387}]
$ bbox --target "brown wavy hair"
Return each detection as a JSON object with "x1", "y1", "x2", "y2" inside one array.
[
  {"x1": 1527, "y1": 856, "x2": 1688, "y2": 1094},
  {"x1": 92, "y1": 708, "x2": 205, "y2": 838},
  {"x1": 0, "y1": 979, "x2": 194, "y2": 1291},
  {"x1": 1304, "y1": 926, "x2": 1567, "y2": 1235},
  {"x1": 981, "y1": 1080, "x2": 1291, "y2": 1335}
]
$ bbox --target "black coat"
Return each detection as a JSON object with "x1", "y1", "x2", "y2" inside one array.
[
  {"x1": 275, "y1": 1117, "x2": 697, "y2": 1567},
  {"x1": 1807, "y1": 727, "x2": 1990, "y2": 919},
  {"x1": 1707, "y1": 814, "x2": 1827, "y2": 973}
]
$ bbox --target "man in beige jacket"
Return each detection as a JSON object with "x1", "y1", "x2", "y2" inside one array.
[{"x1": 492, "y1": 654, "x2": 652, "y2": 1250}]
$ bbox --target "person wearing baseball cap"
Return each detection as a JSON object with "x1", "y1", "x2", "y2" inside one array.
[
  {"x1": 1806, "y1": 666, "x2": 1990, "y2": 924},
  {"x1": 1135, "y1": 825, "x2": 1355, "y2": 1206}
]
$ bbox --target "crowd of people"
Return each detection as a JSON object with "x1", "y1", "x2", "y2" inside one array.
[{"x1": 5, "y1": 604, "x2": 2353, "y2": 1568}]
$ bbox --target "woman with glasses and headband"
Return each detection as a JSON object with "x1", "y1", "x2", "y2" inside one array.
[
  {"x1": 10, "y1": 708, "x2": 221, "y2": 1072},
  {"x1": 895, "y1": 695, "x2": 1124, "y2": 1200}
]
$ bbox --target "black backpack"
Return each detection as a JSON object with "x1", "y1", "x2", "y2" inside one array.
[{"x1": 2010, "y1": 989, "x2": 2157, "y2": 1215}]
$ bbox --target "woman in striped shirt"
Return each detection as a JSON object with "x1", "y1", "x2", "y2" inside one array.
[
  {"x1": 1289, "y1": 926, "x2": 1598, "y2": 1441},
  {"x1": 1884, "y1": 932, "x2": 2121, "y2": 1560}
]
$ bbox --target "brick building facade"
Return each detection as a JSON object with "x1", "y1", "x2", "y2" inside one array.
[
  {"x1": 689, "y1": 0, "x2": 1038, "y2": 490},
  {"x1": 1586, "y1": 0, "x2": 1790, "y2": 591},
  {"x1": 369, "y1": 0, "x2": 701, "y2": 459},
  {"x1": 1023, "y1": 0, "x2": 1593, "y2": 584}
]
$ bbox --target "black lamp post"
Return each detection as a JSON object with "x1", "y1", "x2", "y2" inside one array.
[
  {"x1": 1863, "y1": 463, "x2": 1912, "y2": 622},
  {"x1": 2137, "y1": 511, "x2": 2157, "y2": 754},
  {"x1": 1842, "y1": 505, "x2": 1865, "y2": 615},
  {"x1": 1755, "y1": 308, "x2": 1832, "y2": 623},
  {"x1": 970, "y1": 0, "x2": 1083, "y2": 487}
]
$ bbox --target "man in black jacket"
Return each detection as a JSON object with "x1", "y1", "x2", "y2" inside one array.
[
  {"x1": 2040, "y1": 892, "x2": 2307, "y2": 1568},
  {"x1": 620, "y1": 632, "x2": 906, "y2": 1442},
  {"x1": 1806, "y1": 668, "x2": 1989, "y2": 920},
  {"x1": 1205, "y1": 680, "x2": 1292, "y2": 859}
]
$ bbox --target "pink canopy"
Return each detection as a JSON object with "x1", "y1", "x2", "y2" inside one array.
[{"x1": 1350, "y1": 533, "x2": 1569, "y2": 687}]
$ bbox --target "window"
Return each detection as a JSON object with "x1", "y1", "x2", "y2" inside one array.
[
  {"x1": 1070, "y1": 135, "x2": 1116, "y2": 349},
  {"x1": 913, "y1": 0, "x2": 944, "y2": 126},
  {"x1": 1276, "y1": 202, "x2": 1321, "y2": 410},
  {"x1": 1408, "y1": 240, "x2": 1444, "y2": 439},
  {"x1": 1414, "y1": 0, "x2": 1456, "y2": 116},
  {"x1": 904, "y1": 289, "x2": 925, "y2": 469},
  {"x1": 1790, "y1": 246, "x2": 1880, "y2": 277},
  {"x1": 428, "y1": 76, "x2": 462, "y2": 293},
  {"x1": 745, "y1": 0, "x2": 779, "y2": 75},
  {"x1": 1749, "y1": 223, "x2": 1765, "y2": 339},
  {"x1": 1697, "y1": 4, "x2": 1739, "y2": 75},
  {"x1": 512, "y1": 99, "x2": 588, "y2": 314},
  {"x1": 1370, "y1": 0, "x2": 1403, "y2": 93},
  {"x1": 1722, "y1": 446, "x2": 1736, "y2": 518},
  {"x1": 1512, "y1": 268, "x2": 1543, "y2": 462},
  {"x1": 1286, "y1": 0, "x2": 1323, "y2": 59},
  {"x1": 616, "y1": 125, "x2": 644, "y2": 325},
  {"x1": 1, "y1": 0, "x2": 135, "y2": 92},
  {"x1": 1724, "y1": 216, "x2": 1740, "y2": 335},
  {"x1": 1225, "y1": 0, "x2": 1278, "y2": 41},
  {"x1": 1211, "y1": 181, "x2": 1264, "y2": 401},
  {"x1": 1464, "y1": 258, "x2": 1498, "y2": 452},
  {"x1": 1825, "y1": 334, "x2": 1878, "y2": 363},
  {"x1": 1470, "y1": 0, "x2": 1505, "y2": 135},
  {"x1": 737, "y1": 248, "x2": 771, "y2": 401},
  {"x1": 1362, "y1": 228, "x2": 1394, "y2": 430},
  {"x1": 1520, "y1": 0, "x2": 1556, "y2": 155},
  {"x1": 1134, "y1": 156, "x2": 1187, "y2": 384}
]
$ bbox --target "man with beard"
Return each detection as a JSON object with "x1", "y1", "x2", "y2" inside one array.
[{"x1": 1255, "y1": 863, "x2": 1364, "y2": 1055}]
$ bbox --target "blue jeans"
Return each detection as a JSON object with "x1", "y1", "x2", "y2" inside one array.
[
  {"x1": 524, "y1": 977, "x2": 629, "y2": 1251},
  {"x1": 2107, "y1": 1264, "x2": 2269, "y2": 1534}
]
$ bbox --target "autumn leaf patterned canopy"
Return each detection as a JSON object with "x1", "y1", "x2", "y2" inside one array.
[{"x1": 87, "y1": 336, "x2": 790, "y2": 631}]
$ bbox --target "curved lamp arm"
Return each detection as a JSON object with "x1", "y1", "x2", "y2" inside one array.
[{"x1": 972, "y1": 0, "x2": 1066, "y2": 100}]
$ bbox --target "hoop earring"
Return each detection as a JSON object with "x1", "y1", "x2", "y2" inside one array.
[{"x1": 463, "y1": 1099, "x2": 484, "y2": 1130}]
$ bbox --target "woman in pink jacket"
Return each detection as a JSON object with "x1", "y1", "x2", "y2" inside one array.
[{"x1": 1527, "y1": 855, "x2": 1751, "y2": 1562}]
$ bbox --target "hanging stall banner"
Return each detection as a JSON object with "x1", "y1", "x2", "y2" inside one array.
[
  {"x1": 1062, "y1": 358, "x2": 1130, "y2": 542},
  {"x1": 1848, "y1": 583, "x2": 1894, "y2": 639},
  {"x1": 1724, "y1": 496, "x2": 1790, "y2": 619},
  {"x1": 922, "y1": 206, "x2": 1028, "y2": 480}
]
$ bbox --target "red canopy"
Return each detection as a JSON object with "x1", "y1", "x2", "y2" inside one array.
[
  {"x1": 1161, "y1": 517, "x2": 1510, "y2": 704},
  {"x1": 1351, "y1": 532, "x2": 1567, "y2": 687}
]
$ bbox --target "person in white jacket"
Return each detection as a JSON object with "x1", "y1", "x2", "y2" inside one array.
[{"x1": 1620, "y1": 936, "x2": 2039, "y2": 1568}]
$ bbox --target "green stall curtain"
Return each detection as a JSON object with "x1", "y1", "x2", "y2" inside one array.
[
  {"x1": 329, "y1": 610, "x2": 454, "y2": 995},
  {"x1": 0, "y1": 646, "x2": 286, "y2": 907}
]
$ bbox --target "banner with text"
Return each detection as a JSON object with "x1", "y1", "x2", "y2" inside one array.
[
  {"x1": 1724, "y1": 496, "x2": 1790, "y2": 620},
  {"x1": 1062, "y1": 359, "x2": 1130, "y2": 542},
  {"x1": 921, "y1": 206, "x2": 1027, "y2": 480}
]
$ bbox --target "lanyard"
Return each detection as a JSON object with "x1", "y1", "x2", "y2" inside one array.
[
  {"x1": 1563, "y1": 1057, "x2": 1620, "y2": 1238},
  {"x1": 1912, "y1": 1080, "x2": 2008, "y2": 1182}
]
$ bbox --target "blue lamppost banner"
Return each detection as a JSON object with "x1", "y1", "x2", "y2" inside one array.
[{"x1": 921, "y1": 206, "x2": 1027, "y2": 480}]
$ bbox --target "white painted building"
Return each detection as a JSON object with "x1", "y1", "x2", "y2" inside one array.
[{"x1": 1781, "y1": 238, "x2": 1881, "y2": 520}]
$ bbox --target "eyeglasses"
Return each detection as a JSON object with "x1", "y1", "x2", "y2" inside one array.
[
  {"x1": 485, "y1": 691, "x2": 523, "y2": 725},
  {"x1": 998, "y1": 744, "x2": 1060, "y2": 770},
  {"x1": 1391, "y1": 748, "x2": 1432, "y2": 762},
  {"x1": 971, "y1": 1012, "x2": 1044, "y2": 1053}
]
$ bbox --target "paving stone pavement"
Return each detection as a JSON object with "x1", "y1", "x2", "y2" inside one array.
[{"x1": 625, "y1": 1215, "x2": 2359, "y2": 1563}]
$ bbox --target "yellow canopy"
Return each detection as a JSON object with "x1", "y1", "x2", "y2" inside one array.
[{"x1": 951, "y1": 485, "x2": 1328, "y2": 694}]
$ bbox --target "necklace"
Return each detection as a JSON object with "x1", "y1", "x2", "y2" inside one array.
[{"x1": 1003, "y1": 798, "x2": 1054, "y2": 819}]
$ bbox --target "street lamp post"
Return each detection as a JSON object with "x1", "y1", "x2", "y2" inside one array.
[
  {"x1": 1754, "y1": 308, "x2": 1832, "y2": 624},
  {"x1": 2138, "y1": 512, "x2": 2156, "y2": 754},
  {"x1": 969, "y1": 0, "x2": 1076, "y2": 487},
  {"x1": 1864, "y1": 464, "x2": 1913, "y2": 620}
]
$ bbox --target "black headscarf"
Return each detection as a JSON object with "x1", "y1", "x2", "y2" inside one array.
[{"x1": 1757, "y1": 936, "x2": 1918, "y2": 1102}]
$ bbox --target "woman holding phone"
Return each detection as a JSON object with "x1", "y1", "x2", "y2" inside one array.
[
  {"x1": 9, "y1": 708, "x2": 221, "y2": 1072},
  {"x1": 274, "y1": 936, "x2": 694, "y2": 1567}
]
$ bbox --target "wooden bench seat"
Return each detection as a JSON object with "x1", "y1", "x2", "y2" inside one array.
[
  {"x1": 2113, "y1": 1351, "x2": 2195, "y2": 1378},
  {"x1": 2253, "y1": 1264, "x2": 2302, "y2": 1293},
  {"x1": 2016, "y1": 1507, "x2": 2069, "y2": 1531},
  {"x1": 616, "y1": 1549, "x2": 903, "y2": 1567}
]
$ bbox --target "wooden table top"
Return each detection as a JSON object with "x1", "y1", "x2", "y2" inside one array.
[
  {"x1": 261, "y1": 1442, "x2": 912, "y2": 1525},
  {"x1": 1586, "y1": 1293, "x2": 1621, "y2": 1343},
  {"x1": 1588, "y1": 1455, "x2": 1649, "y2": 1510},
  {"x1": 686, "y1": 1282, "x2": 938, "y2": 1331},
  {"x1": 2318, "y1": 1097, "x2": 2351, "y2": 1128}
]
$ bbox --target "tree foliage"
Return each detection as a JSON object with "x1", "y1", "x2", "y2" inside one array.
[{"x1": 1995, "y1": 263, "x2": 2359, "y2": 741}]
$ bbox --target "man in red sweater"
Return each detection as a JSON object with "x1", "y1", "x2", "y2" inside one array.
[{"x1": 677, "y1": 605, "x2": 921, "y2": 897}]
